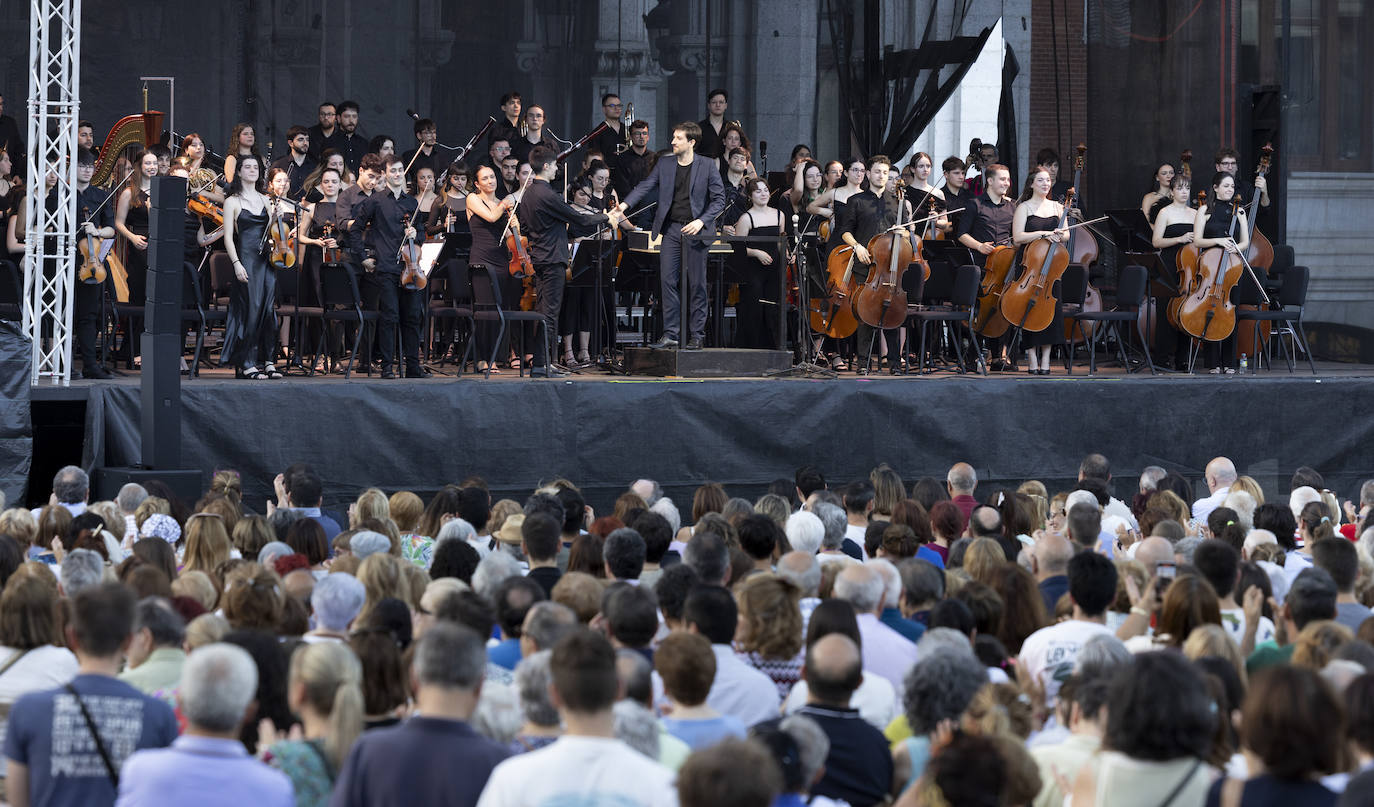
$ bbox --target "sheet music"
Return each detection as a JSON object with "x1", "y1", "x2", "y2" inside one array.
[{"x1": 419, "y1": 243, "x2": 443, "y2": 278}]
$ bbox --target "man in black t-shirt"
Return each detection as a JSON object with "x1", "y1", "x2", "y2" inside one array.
[{"x1": 836, "y1": 154, "x2": 912, "y2": 374}]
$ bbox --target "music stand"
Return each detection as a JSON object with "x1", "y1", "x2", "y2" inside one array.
[
  {"x1": 569, "y1": 229, "x2": 622, "y2": 373},
  {"x1": 1104, "y1": 209, "x2": 1154, "y2": 254}
]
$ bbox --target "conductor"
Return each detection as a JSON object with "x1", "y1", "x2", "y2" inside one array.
[{"x1": 616, "y1": 122, "x2": 726, "y2": 350}]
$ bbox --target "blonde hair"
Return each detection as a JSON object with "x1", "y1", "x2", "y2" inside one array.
[
  {"x1": 485, "y1": 499, "x2": 522, "y2": 537},
  {"x1": 222, "y1": 563, "x2": 284, "y2": 631},
  {"x1": 288, "y1": 642, "x2": 364, "y2": 769},
  {"x1": 388, "y1": 491, "x2": 424, "y2": 533},
  {"x1": 184, "y1": 613, "x2": 229, "y2": 651},
  {"x1": 1182, "y1": 623, "x2": 1247, "y2": 687},
  {"x1": 963, "y1": 538, "x2": 1006, "y2": 586},
  {"x1": 182, "y1": 515, "x2": 232, "y2": 577},
  {"x1": 0, "y1": 508, "x2": 38, "y2": 548},
  {"x1": 210, "y1": 470, "x2": 244, "y2": 506},
  {"x1": 735, "y1": 573, "x2": 803, "y2": 659},
  {"x1": 352, "y1": 488, "x2": 390, "y2": 528},
  {"x1": 1147, "y1": 490, "x2": 1190, "y2": 526},
  {"x1": 870, "y1": 464, "x2": 906, "y2": 517},
  {"x1": 172, "y1": 570, "x2": 220, "y2": 611},
  {"x1": 1231, "y1": 476, "x2": 1265, "y2": 505},
  {"x1": 356, "y1": 553, "x2": 409, "y2": 624},
  {"x1": 232, "y1": 515, "x2": 275, "y2": 559},
  {"x1": 400, "y1": 563, "x2": 430, "y2": 610},
  {"x1": 1292, "y1": 620, "x2": 1353, "y2": 670},
  {"x1": 1017, "y1": 482, "x2": 1048, "y2": 531},
  {"x1": 134, "y1": 497, "x2": 170, "y2": 529},
  {"x1": 962, "y1": 683, "x2": 1034, "y2": 740}
]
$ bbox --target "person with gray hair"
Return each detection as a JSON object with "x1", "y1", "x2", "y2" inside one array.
[
  {"x1": 435, "y1": 517, "x2": 484, "y2": 560},
  {"x1": 472, "y1": 551, "x2": 522, "y2": 601},
  {"x1": 812, "y1": 502, "x2": 848, "y2": 554},
  {"x1": 776, "y1": 551, "x2": 823, "y2": 630},
  {"x1": 119, "y1": 597, "x2": 187, "y2": 697},
  {"x1": 307, "y1": 572, "x2": 366, "y2": 641},
  {"x1": 1139, "y1": 466, "x2": 1167, "y2": 494},
  {"x1": 117, "y1": 643, "x2": 293, "y2": 805},
  {"x1": 897, "y1": 558, "x2": 944, "y2": 624},
  {"x1": 832, "y1": 564, "x2": 918, "y2": 693},
  {"x1": 58, "y1": 548, "x2": 104, "y2": 596},
  {"x1": 611, "y1": 699, "x2": 661, "y2": 762},
  {"x1": 1173, "y1": 536, "x2": 1202, "y2": 565},
  {"x1": 869, "y1": 559, "x2": 923, "y2": 642},
  {"x1": 603, "y1": 528, "x2": 646, "y2": 582},
  {"x1": 683, "y1": 530, "x2": 730, "y2": 586},
  {"x1": 891, "y1": 646, "x2": 987, "y2": 791},
  {"x1": 785, "y1": 510, "x2": 825, "y2": 556},
  {"x1": 257, "y1": 540, "x2": 294, "y2": 567},
  {"x1": 266, "y1": 507, "x2": 303, "y2": 543},
  {"x1": 520, "y1": 601, "x2": 578, "y2": 658},
  {"x1": 332, "y1": 623, "x2": 512, "y2": 806},
  {"x1": 116, "y1": 483, "x2": 148, "y2": 544},
  {"x1": 349, "y1": 530, "x2": 391, "y2": 561},
  {"x1": 650, "y1": 497, "x2": 681, "y2": 537},
  {"x1": 776, "y1": 714, "x2": 831, "y2": 798},
  {"x1": 51, "y1": 465, "x2": 89, "y2": 511},
  {"x1": 510, "y1": 650, "x2": 560, "y2": 753}
]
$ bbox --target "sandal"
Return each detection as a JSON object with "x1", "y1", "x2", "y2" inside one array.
[
  {"x1": 236, "y1": 366, "x2": 263, "y2": 379},
  {"x1": 577, "y1": 351, "x2": 592, "y2": 367},
  {"x1": 263, "y1": 364, "x2": 284, "y2": 379},
  {"x1": 831, "y1": 356, "x2": 849, "y2": 371}
]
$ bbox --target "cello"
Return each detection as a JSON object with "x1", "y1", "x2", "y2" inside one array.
[
  {"x1": 852, "y1": 182, "x2": 915, "y2": 330},
  {"x1": 77, "y1": 207, "x2": 106, "y2": 285},
  {"x1": 808, "y1": 245, "x2": 860, "y2": 338},
  {"x1": 1167, "y1": 190, "x2": 1209, "y2": 330},
  {"x1": 1001, "y1": 188, "x2": 1075, "y2": 334},
  {"x1": 1177, "y1": 195, "x2": 1246, "y2": 342},
  {"x1": 1062, "y1": 145, "x2": 1103, "y2": 344},
  {"x1": 973, "y1": 245, "x2": 1017, "y2": 337},
  {"x1": 399, "y1": 213, "x2": 426, "y2": 291},
  {"x1": 1237, "y1": 145, "x2": 1276, "y2": 358}
]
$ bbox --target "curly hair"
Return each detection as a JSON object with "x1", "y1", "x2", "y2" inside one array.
[
  {"x1": 902, "y1": 649, "x2": 987, "y2": 735},
  {"x1": 735, "y1": 573, "x2": 803, "y2": 659}
]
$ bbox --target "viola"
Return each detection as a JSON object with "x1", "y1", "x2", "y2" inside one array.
[
  {"x1": 77, "y1": 206, "x2": 106, "y2": 285},
  {"x1": 1177, "y1": 198, "x2": 1244, "y2": 341},
  {"x1": 808, "y1": 245, "x2": 860, "y2": 339},
  {"x1": 399, "y1": 213, "x2": 427, "y2": 290},
  {"x1": 187, "y1": 194, "x2": 224, "y2": 228},
  {"x1": 1001, "y1": 189, "x2": 1075, "y2": 334},
  {"x1": 267, "y1": 198, "x2": 296, "y2": 270},
  {"x1": 973, "y1": 245, "x2": 1016, "y2": 337},
  {"x1": 852, "y1": 185, "x2": 915, "y2": 330}
]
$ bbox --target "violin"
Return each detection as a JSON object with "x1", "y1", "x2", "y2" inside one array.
[
  {"x1": 1177, "y1": 196, "x2": 1244, "y2": 341},
  {"x1": 77, "y1": 206, "x2": 106, "y2": 285},
  {"x1": 267, "y1": 197, "x2": 296, "y2": 270},
  {"x1": 320, "y1": 221, "x2": 342, "y2": 264},
  {"x1": 809, "y1": 245, "x2": 860, "y2": 338},
  {"x1": 1180, "y1": 149, "x2": 1193, "y2": 182},
  {"x1": 187, "y1": 194, "x2": 224, "y2": 228},
  {"x1": 1064, "y1": 145, "x2": 1103, "y2": 344},
  {"x1": 399, "y1": 213, "x2": 426, "y2": 290},
  {"x1": 505, "y1": 181, "x2": 534, "y2": 279},
  {"x1": 1001, "y1": 188, "x2": 1075, "y2": 334},
  {"x1": 852, "y1": 181, "x2": 914, "y2": 329}
]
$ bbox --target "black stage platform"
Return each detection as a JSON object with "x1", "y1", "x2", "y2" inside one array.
[{"x1": 26, "y1": 365, "x2": 1374, "y2": 511}]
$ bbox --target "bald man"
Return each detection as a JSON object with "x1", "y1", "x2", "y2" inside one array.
[
  {"x1": 832, "y1": 564, "x2": 918, "y2": 693},
  {"x1": 1193, "y1": 457, "x2": 1238, "y2": 524},
  {"x1": 1030, "y1": 531, "x2": 1074, "y2": 612},
  {"x1": 946, "y1": 462, "x2": 978, "y2": 528},
  {"x1": 793, "y1": 633, "x2": 893, "y2": 807},
  {"x1": 1132, "y1": 536, "x2": 1174, "y2": 573}
]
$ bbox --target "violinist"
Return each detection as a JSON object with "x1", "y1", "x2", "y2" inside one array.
[
  {"x1": 836, "y1": 155, "x2": 911, "y2": 374},
  {"x1": 517, "y1": 146, "x2": 617, "y2": 377},
  {"x1": 220, "y1": 154, "x2": 281, "y2": 379},
  {"x1": 1215, "y1": 149, "x2": 1268, "y2": 209},
  {"x1": 904, "y1": 152, "x2": 948, "y2": 230},
  {"x1": 270, "y1": 126, "x2": 317, "y2": 201},
  {"x1": 1140, "y1": 162, "x2": 1175, "y2": 224},
  {"x1": 297, "y1": 166, "x2": 344, "y2": 371},
  {"x1": 733, "y1": 176, "x2": 790, "y2": 350},
  {"x1": 467, "y1": 164, "x2": 518, "y2": 372},
  {"x1": 222, "y1": 123, "x2": 264, "y2": 185},
  {"x1": 402, "y1": 118, "x2": 441, "y2": 188},
  {"x1": 73, "y1": 147, "x2": 116, "y2": 378},
  {"x1": 1149, "y1": 174, "x2": 1197, "y2": 371},
  {"x1": 562, "y1": 180, "x2": 609, "y2": 367},
  {"x1": 337, "y1": 153, "x2": 383, "y2": 232},
  {"x1": 348, "y1": 155, "x2": 425, "y2": 379},
  {"x1": 955, "y1": 163, "x2": 1013, "y2": 369},
  {"x1": 1010, "y1": 168, "x2": 1070, "y2": 375},
  {"x1": 807, "y1": 158, "x2": 866, "y2": 255},
  {"x1": 427, "y1": 161, "x2": 469, "y2": 239},
  {"x1": 180, "y1": 132, "x2": 224, "y2": 203},
  {"x1": 939, "y1": 157, "x2": 974, "y2": 235},
  {"x1": 1192, "y1": 171, "x2": 1250, "y2": 374}
]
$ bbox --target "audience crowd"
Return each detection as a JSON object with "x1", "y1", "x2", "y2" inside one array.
[{"x1": 0, "y1": 456, "x2": 1371, "y2": 807}]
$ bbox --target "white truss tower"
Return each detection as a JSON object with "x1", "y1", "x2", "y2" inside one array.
[{"x1": 22, "y1": 0, "x2": 82, "y2": 383}]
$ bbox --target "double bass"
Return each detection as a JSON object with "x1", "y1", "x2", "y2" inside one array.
[
  {"x1": 1237, "y1": 144, "x2": 1276, "y2": 358},
  {"x1": 1063, "y1": 146, "x2": 1103, "y2": 344},
  {"x1": 852, "y1": 182, "x2": 915, "y2": 330},
  {"x1": 1001, "y1": 189, "x2": 1075, "y2": 334}
]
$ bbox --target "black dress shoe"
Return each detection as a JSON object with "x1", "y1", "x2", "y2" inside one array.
[
  {"x1": 380, "y1": 368, "x2": 396, "y2": 379},
  {"x1": 405, "y1": 366, "x2": 432, "y2": 379},
  {"x1": 81, "y1": 365, "x2": 112, "y2": 380},
  {"x1": 649, "y1": 336, "x2": 679, "y2": 350},
  {"x1": 530, "y1": 366, "x2": 567, "y2": 378},
  {"x1": 685, "y1": 337, "x2": 703, "y2": 351}
]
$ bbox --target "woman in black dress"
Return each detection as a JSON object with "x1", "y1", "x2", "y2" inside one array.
[
  {"x1": 466, "y1": 164, "x2": 517, "y2": 373},
  {"x1": 296, "y1": 166, "x2": 344, "y2": 371},
  {"x1": 114, "y1": 150, "x2": 160, "y2": 308},
  {"x1": 1010, "y1": 168, "x2": 1069, "y2": 375},
  {"x1": 220, "y1": 154, "x2": 281, "y2": 379},
  {"x1": 733, "y1": 177, "x2": 791, "y2": 350},
  {"x1": 1191, "y1": 172, "x2": 1250, "y2": 374},
  {"x1": 427, "y1": 161, "x2": 470, "y2": 239},
  {"x1": 1150, "y1": 174, "x2": 1197, "y2": 370}
]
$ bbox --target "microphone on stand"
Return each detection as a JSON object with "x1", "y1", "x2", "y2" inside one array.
[{"x1": 406, "y1": 109, "x2": 421, "y2": 121}]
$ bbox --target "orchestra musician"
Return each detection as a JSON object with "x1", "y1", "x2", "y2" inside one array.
[
  {"x1": 822, "y1": 160, "x2": 844, "y2": 189},
  {"x1": 562, "y1": 179, "x2": 608, "y2": 367},
  {"x1": 271, "y1": 126, "x2": 318, "y2": 201},
  {"x1": 591, "y1": 94, "x2": 627, "y2": 164},
  {"x1": 733, "y1": 176, "x2": 791, "y2": 350},
  {"x1": 427, "y1": 161, "x2": 469, "y2": 239},
  {"x1": 220, "y1": 154, "x2": 282, "y2": 379},
  {"x1": 1150, "y1": 173, "x2": 1197, "y2": 371},
  {"x1": 222, "y1": 123, "x2": 264, "y2": 185},
  {"x1": 73, "y1": 147, "x2": 116, "y2": 378},
  {"x1": 497, "y1": 155, "x2": 522, "y2": 200},
  {"x1": 612, "y1": 120, "x2": 655, "y2": 227},
  {"x1": 1035, "y1": 148, "x2": 1073, "y2": 203},
  {"x1": 302, "y1": 150, "x2": 352, "y2": 204},
  {"x1": 335, "y1": 101, "x2": 368, "y2": 175},
  {"x1": 1009, "y1": 168, "x2": 1070, "y2": 375},
  {"x1": 466, "y1": 164, "x2": 517, "y2": 373},
  {"x1": 1215, "y1": 148, "x2": 1268, "y2": 209},
  {"x1": 714, "y1": 124, "x2": 754, "y2": 181},
  {"x1": 348, "y1": 155, "x2": 426, "y2": 379},
  {"x1": 402, "y1": 118, "x2": 442, "y2": 187},
  {"x1": 369, "y1": 135, "x2": 396, "y2": 163},
  {"x1": 412, "y1": 165, "x2": 439, "y2": 221},
  {"x1": 114, "y1": 150, "x2": 160, "y2": 310},
  {"x1": 615, "y1": 121, "x2": 726, "y2": 351},
  {"x1": 308, "y1": 101, "x2": 340, "y2": 161},
  {"x1": 782, "y1": 159, "x2": 825, "y2": 225},
  {"x1": 904, "y1": 152, "x2": 948, "y2": 228},
  {"x1": 512, "y1": 105, "x2": 558, "y2": 167},
  {"x1": 940, "y1": 157, "x2": 975, "y2": 235},
  {"x1": 956, "y1": 162, "x2": 1014, "y2": 369},
  {"x1": 1192, "y1": 171, "x2": 1250, "y2": 374},
  {"x1": 77, "y1": 120, "x2": 94, "y2": 152},
  {"x1": 517, "y1": 146, "x2": 618, "y2": 377},
  {"x1": 491, "y1": 92, "x2": 523, "y2": 150},
  {"x1": 337, "y1": 153, "x2": 383, "y2": 234},
  {"x1": 696, "y1": 89, "x2": 730, "y2": 159},
  {"x1": 836, "y1": 155, "x2": 912, "y2": 373},
  {"x1": 808, "y1": 158, "x2": 866, "y2": 258},
  {"x1": 1141, "y1": 162, "x2": 1176, "y2": 224}
]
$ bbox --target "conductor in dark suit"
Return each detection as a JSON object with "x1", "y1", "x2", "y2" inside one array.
[{"x1": 616, "y1": 121, "x2": 726, "y2": 350}]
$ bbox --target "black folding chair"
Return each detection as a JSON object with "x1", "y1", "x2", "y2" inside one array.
[
  {"x1": 0, "y1": 259, "x2": 21, "y2": 320},
  {"x1": 468, "y1": 263, "x2": 547, "y2": 379},
  {"x1": 275, "y1": 264, "x2": 324, "y2": 375},
  {"x1": 1065, "y1": 264, "x2": 1154, "y2": 375},
  {"x1": 1236, "y1": 265, "x2": 1316, "y2": 375},
  {"x1": 428, "y1": 259, "x2": 475, "y2": 375},
  {"x1": 182, "y1": 260, "x2": 226, "y2": 378},
  {"x1": 314, "y1": 262, "x2": 379, "y2": 379},
  {"x1": 906, "y1": 264, "x2": 984, "y2": 374}
]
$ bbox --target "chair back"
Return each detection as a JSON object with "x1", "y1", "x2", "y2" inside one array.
[
  {"x1": 1233, "y1": 269, "x2": 1264, "y2": 305},
  {"x1": 469, "y1": 263, "x2": 504, "y2": 311},
  {"x1": 952, "y1": 264, "x2": 981, "y2": 308},
  {"x1": 1280, "y1": 265, "x2": 1309, "y2": 309},
  {"x1": 182, "y1": 261, "x2": 204, "y2": 311},
  {"x1": 1114, "y1": 264, "x2": 1148, "y2": 307},
  {"x1": 275, "y1": 266, "x2": 300, "y2": 305},
  {"x1": 0, "y1": 260, "x2": 21, "y2": 306},
  {"x1": 209, "y1": 252, "x2": 235, "y2": 301},
  {"x1": 1271, "y1": 243, "x2": 1295, "y2": 277},
  {"x1": 319, "y1": 262, "x2": 361, "y2": 310},
  {"x1": 1061, "y1": 264, "x2": 1088, "y2": 306},
  {"x1": 445, "y1": 258, "x2": 472, "y2": 304}
]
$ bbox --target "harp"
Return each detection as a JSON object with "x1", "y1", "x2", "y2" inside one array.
[{"x1": 90, "y1": 109, "x2": 164, "y2": 187}]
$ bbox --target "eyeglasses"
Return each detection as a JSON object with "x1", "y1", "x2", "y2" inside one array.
[
  {"x1": 1219, "y1": 160, "x2": 1238, "y2": 167},
  {"x1": 604, "y1": 103, "x2": 623, "y2": 109}
]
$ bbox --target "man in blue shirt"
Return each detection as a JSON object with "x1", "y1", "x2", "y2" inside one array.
[
  {"x1": 116, "y1": 644, "x2": 293, "y2": 806},
  {"x1": 5, "y1": 584, "x2": 178, "y2": 807}
]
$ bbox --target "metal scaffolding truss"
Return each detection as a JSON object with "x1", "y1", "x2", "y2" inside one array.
[{"x1": 22, "y1": 0, "x2": 81, "y2": 384}]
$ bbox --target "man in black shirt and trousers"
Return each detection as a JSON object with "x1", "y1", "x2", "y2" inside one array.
[
  {"x1": 73, "y1": 148, "x2": 116, "y2": 378},
  {"x1": 836, "y1": 155, "x2": 912, "y2": 374},
  {"x1": 517, "y1": 146, "x2": 619, "y2": 377},
  {"x1": 956, "y1": 163, "x2": 1015, "y2": 368},
  {"x1": 270, "y1": 126, "x2": 317, "y2": 201},
  {"x1": 348, "y1": 155, "x2": 424, "y2": 379},
  {"x1": 615, "y1": 122, "x2": 725, "y2": 350}
]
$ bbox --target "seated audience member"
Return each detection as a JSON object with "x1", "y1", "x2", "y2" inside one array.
[
  {"x1": 677, "y1": 737, "x2": 783, "y2": 807},
  {"x1": 655, "y1": 631, "x2": 746, "y2": 749},
  {"x1": 118, "y1": 596, "x2": 187, "y2": 698},
  {"x1": 831, "y1": 563, "x2": 918, "y2": 694},
  {"x1": 683, "y1": 585, "x2": 781, "y2": 726},
  {"x1": 1018, "y1": 551, "x2": 1117, "y2": 706},
  {"x1": 489, "y1": 576, "x2": 547, "y2": 670}
]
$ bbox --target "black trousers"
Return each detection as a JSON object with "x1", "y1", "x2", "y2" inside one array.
[
  {"x1": 660, "y1": 222, "x2": 709, "y2": 341},
  {"x1": 532, "y1": 262, "x2": 565, "y2": 368},
  {"x1": 363, "y1": 271, "x2": 424, "y2": 371},
  {"x1": 73, "y1": 275, "x2": 104, "y2": 367}
]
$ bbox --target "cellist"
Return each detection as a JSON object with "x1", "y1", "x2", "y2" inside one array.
[
  {"x1": 1149, "y1": 174, "x2": 1197, "y2": 371},
  {"x1": 956, "y1": 163, "x2": 1014, "y2": 369},
  {"x1": 1009, "y1": 169, "x2": 1070, "y2": 375},
  {"x1": 1192, "y1": 172, "x2": 1250, "y2": 374},
  {"x1": 835, "y1": 154, "x2": 911, "y2": 375}
]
